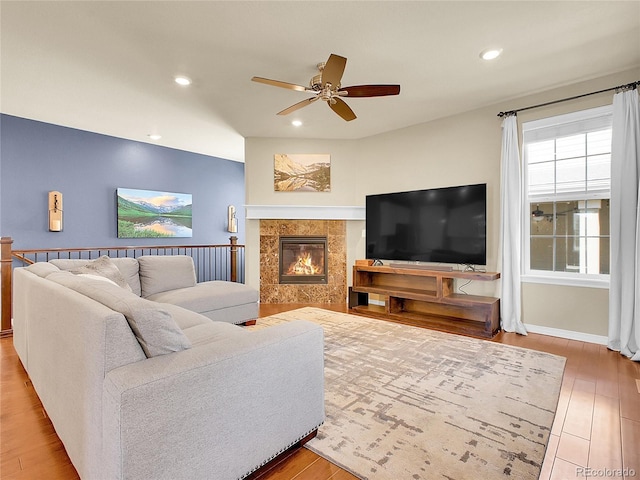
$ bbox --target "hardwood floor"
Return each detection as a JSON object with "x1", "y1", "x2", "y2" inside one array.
[{"x1": 1, "y1": 303, "x2": 638, "y2": 480}]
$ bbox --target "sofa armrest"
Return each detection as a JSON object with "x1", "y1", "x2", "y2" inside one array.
[{"x1": 102, "y1": 320, "x2": 324, "y2": 480}]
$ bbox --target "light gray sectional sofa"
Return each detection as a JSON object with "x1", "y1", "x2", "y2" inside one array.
[
  {"x1": 12, "y1": 255, "x2": 325, "y2": 480},
  {"x1": 49, "y1": 254, "x2": 260, "y2": 325}
]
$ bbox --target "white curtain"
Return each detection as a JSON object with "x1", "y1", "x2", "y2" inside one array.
[
  {"x1": 608, "y1": 87, "x2": 640, "y2": 361},
  {"x1": 500, "y1": 115, "x2": 527, "y2": 335}
]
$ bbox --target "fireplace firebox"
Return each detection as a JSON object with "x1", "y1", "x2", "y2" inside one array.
[{"x1": 279, "y1": 236, "x2": 328, "y2": 284}]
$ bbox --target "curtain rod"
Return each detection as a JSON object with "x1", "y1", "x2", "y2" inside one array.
[{"x1": 497, "y1": 80, "x2": 639, "y2": 118}]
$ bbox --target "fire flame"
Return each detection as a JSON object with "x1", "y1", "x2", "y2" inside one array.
[{"x1": 287, "y1": 252, "x2": 322, "y2": 275}]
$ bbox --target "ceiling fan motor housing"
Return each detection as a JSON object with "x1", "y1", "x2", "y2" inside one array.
[{"x1": 310, "y1": 73, "x2": 323, "y2": 91}]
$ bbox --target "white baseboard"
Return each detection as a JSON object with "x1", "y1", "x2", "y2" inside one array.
[
  {"x1": 365, "y1": 299, "x2": 608, "y2": 345},
  {"x1": 523, "y1": 323, "x2": 608, "y2": 345}
]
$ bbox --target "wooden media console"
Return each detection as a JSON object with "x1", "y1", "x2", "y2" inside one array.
[{"x1": 350, "y1": 264, "x2": 501, "y2": 338}]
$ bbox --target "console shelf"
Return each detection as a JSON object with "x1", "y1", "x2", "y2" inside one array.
[{"x1": 350, "y1": 264, "x2": 501, "y2": 338}]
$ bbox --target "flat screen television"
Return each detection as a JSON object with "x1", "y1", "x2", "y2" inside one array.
[{"x1": 365, "y1": 183, "x2": 487, "y2": 265}]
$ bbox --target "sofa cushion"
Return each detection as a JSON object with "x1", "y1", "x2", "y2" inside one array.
[
  {"x1": 159, "y1": 303, "x2": 248, "y2": 346},
  {"x1": 147, "y1": 281, "x2": 259, "y2": 316},
  {"x1": 49, "y1": 259, "x2": 89, "y2": 270},
  {"x1": 25, "y1": 261, "x2": 60, "y2": 278},
  {"x1": 50, "y1": 257, "x2": 141, "y2": 295},
  {"x1": 46, "y1": 272, "x2": 191, "y2": 358},
  {"x1": 137, "y1": 255, "x2": 197, "y2": 298}
]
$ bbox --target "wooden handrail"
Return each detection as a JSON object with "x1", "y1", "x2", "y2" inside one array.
[
  {"x1": 10, "y1": 243, "x2": 238, "y2": 255},
  {"x1": 11, "y1": 254, "x2": 34, "y2": 266},
  {"x1": 1, "y1": 237, "x2": 245, "y2": 337}
]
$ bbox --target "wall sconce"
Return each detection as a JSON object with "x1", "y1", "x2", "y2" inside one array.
[
  {"x1": 227, "y1": 205, "x2": 238, "y2": 233},
  {"x1": 48, "y1": 191, "x2": 63, "y2": 232}
]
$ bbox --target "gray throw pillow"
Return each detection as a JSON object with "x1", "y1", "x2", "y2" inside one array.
[
  {"x1": 47, "y1": 271, "x2": 191, "y2": 358},
  {"x1": 69, "y1": 255, "x2": 133, "y2": 291},
  {"x1": 126, "y1": 306, "x2": 192, "y2": 357}
]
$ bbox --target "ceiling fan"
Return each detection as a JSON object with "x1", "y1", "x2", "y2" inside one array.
[
  {"x1": 251, "y1": 54, "x2": 400, "y2": 122},
  {"x1": 531, "y1": 204, "x2": 575, "y2": 222}
]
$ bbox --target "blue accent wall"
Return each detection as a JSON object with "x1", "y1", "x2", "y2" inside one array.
[{"x1": 0, "y1": 114, "x2": 245, "y2": 248}]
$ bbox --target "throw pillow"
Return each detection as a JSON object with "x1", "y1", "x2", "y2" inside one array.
[
  {"x1": 126, "y1": 306, "x2": 192, "y2": 357},
  {"x1": 77, "y1": 273, "x2": 120, "y2": 287},
  {"x1": 47, "y1": 271, "x2": 192, "y2": 358},
  {"x1": 69, "y1": 256, "x2": 133, "y2": 291}
]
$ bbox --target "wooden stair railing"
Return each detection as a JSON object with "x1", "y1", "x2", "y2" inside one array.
[{"x1": 0, "y1": 237, "x2": 244, "y2": 337}]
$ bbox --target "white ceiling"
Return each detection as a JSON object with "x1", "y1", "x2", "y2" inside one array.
[{"x1": 2, "y1": 1, "x2": 639, "y2": 163}]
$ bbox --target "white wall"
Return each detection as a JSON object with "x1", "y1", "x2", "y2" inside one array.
[
  {"x1": 354, "y1": 108, "x2": 502, "y2": 299},
  {"x1": 245, "y1": 67, "x2": 639, "y2": 338},
  {"x1": 244, "y1": 138, "x2": 364, "y2": 291},
  {"x1": 506, "y1": 69, "x2": 639, "y2": 338}
]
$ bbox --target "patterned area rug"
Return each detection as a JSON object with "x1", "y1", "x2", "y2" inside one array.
[{"x1": 252, "y1": 307, "x2": 566, "y2": 480}]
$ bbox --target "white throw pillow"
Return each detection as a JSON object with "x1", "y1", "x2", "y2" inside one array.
[{"x1": 77, "y1": 273, "x2": 120, "y2": 287}]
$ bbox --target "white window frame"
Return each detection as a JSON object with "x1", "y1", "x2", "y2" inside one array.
[{"x1": 521, "y1": 105, "x2": 612, "y2": 289}]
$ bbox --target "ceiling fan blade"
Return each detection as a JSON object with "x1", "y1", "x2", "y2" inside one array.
[
  {"x1": 339, "y1": 85, "x2": 401, "y2": 97},
  {"x1": 277, "y1": 96, "x2": 320, "y2": 116},
  {"x1": 251, "y1": 76, "x2": 311, "y2": 92},
  {"x1": 329, "y1": 97, "x2": 357, "y2": 121},
  {"x1": 321, "y1": 54, "x2": 347, "y2": 88}
]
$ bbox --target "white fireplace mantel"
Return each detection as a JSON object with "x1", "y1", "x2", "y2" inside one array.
[{"x1": 245, "y1": 205, "x2": 365, "y2": 220}]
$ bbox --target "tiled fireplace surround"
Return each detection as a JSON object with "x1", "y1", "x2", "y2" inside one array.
[{"x1": 259, "y1": 219, "x2": 347, "y2": 303}]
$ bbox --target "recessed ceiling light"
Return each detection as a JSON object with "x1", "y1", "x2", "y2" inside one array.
[
  {"x1": 148, "y1": 134, "x2": 162, "y2": 141},
  {"x1": 480, "y1": 48, "x2": 503, "y2": 61},
  {"x1": 291, "y1": 120, "x2": 303, "y2": 127},
  {"x1": 174, "y1": 75, "x2": 192, "y2": 86}
]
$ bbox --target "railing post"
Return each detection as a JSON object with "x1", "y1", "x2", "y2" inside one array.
[
  {"x1": 1, "y1": 237, "x2": 14, "y2": 337},
  {"x1": 229, "y1": 236, "x2": 238, "y2": 283}
]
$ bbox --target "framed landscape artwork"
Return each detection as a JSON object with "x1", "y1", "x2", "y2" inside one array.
[
  {"x1": 274, "y1": 154, "x2": 330, "y2": 192},
  {"x1": 117, "y1": 188, "x2": 193, "y2": 238}
]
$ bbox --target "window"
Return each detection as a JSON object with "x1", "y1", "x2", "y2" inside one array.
[{"x1": 522, "y1": 106, "x2": 612, "y2": 286}]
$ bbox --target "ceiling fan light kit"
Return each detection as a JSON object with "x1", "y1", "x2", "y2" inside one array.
[{"x1": 252, "y1": 53, "x2": 400, "y2": 121}]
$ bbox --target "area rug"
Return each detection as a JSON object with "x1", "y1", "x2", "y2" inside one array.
[{"x1": 251, "y1": 307, "x2": 566, "y2": 480}]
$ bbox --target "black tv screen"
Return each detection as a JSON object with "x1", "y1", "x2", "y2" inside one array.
[{"x1": 366, "y1": 183, "x2": 487, "y2": 265}]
